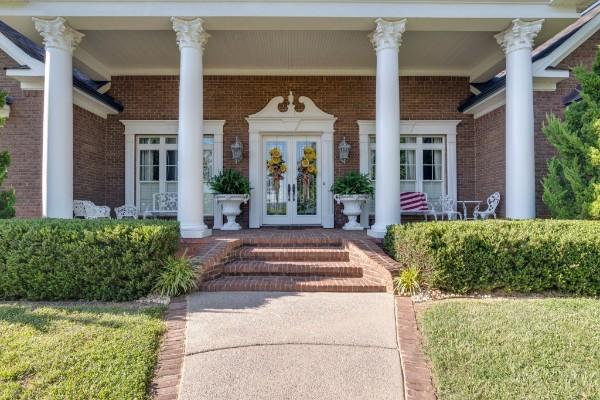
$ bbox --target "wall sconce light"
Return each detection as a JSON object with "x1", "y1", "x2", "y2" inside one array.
[
  {"x1": 231, "y1": 136, "x2": 243, "y2": 164},
  {"x1": 338, "y1": 136, "x2": 351, "y2": 164}
]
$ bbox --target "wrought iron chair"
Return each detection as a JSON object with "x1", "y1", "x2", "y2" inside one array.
[
  {"x1": 147, "y1": 192, "x2": 178, "y2": 218},
  {"x1": 437, "y1": 195, "x2": 463, "y2": 220},
  {"x1": 473, "y1": 192, "x2": 501, "y2": 220}
]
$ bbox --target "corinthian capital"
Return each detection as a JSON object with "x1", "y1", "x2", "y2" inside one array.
[
  {"x1": 370, "y1": 18, "x2": 407, "y2": 52},
  {"x1": 33, "y1": 17, "x2": 83, "y2": 54},
  {"x1": 171, "y1": 17, "x2": 210, "y2": 51},
  {"x1": 495, "y1": 19, "x2": 544, "y2": 54}
]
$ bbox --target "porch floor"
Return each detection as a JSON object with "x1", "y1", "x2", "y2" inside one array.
[{"x1": 179, "y1": 228, "x2": 400, "y2": 293}]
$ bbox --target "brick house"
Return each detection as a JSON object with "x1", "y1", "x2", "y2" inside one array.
[{"x1": 0, "y1": 1, "x2": 598, "y2": 238}]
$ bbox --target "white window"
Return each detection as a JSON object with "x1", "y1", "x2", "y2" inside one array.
[
  {"x1": 136, "y1": 135, "x2": 215, "y2": 215},
  {"x1": 367, "y1": 135, "x2": 446, "y2": 213}
]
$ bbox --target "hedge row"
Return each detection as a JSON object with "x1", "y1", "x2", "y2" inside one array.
[
  {"x1": 0, "y1": 219, "x2": 180, "y2": 301},
  {"x1": 384, "y1": 220, "x2": 600, "y2": 295}
]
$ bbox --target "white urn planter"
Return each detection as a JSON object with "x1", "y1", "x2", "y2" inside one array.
[
  {"x1": 215, "y1": 194, "x2": 250, "y2": 230},
  {"x1": 334, "y1": 194, "x2": 369, "y2": 230}
]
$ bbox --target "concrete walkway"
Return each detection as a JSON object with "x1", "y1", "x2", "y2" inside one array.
[{"x1": 179, "y1": 292, "x2": 404, "y2": 400}]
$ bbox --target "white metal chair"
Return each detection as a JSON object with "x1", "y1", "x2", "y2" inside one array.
[
  {"x1": 145, "y1": 192, "x2": 178, "y2": 218},
  {"x1": 73, "y1": 200, "x2": 111, "y2": 219},
  {"x1": 115, "y1": 205, "x2": 138, "y2": 219},
  {"x1": 473, "y1": 192, "x2": 501, "y2": 220},
  {"x1": 437, "y1": 195, "x2": 463, "y2": 220}
]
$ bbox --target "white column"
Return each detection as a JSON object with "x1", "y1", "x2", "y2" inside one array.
[
  {"x1": 33, "y1": 17, "x2": 83, "y2": 218},
  {"x1": 172, "y1": 17, "x2": 211, "y2": 238},
  {"x1": 368, "y1": 18, "x2": 406, "y2": 238},
  {"x1": 495, "y1": 19, "x2": 543, "y2": 219}
]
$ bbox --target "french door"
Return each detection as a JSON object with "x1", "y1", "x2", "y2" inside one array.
[{"x1": 262, "y1": 135, "x2": 322, "y2": 225}]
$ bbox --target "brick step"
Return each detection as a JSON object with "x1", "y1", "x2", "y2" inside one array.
[
  {"x1": 223, "y1": 261, "x2": 363, "y2": 278},
  {"x1": 235, "y1": 246, "x2": 350, "y2": 262},
  {"x1": 201, "y1": 275, "x2": 387, "y2": 293}
]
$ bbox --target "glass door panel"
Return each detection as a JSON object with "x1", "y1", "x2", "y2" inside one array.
[
  {"x1": 263, "y1": 139, "x2": 290, "y2": 224},
  {"x1": 295, "y1": 140, "x2": 318, "y2": 216}
]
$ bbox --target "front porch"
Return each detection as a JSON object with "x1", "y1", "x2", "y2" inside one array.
[{"x1": 0, "y1": 1, "x2": 587, "y2": 236}]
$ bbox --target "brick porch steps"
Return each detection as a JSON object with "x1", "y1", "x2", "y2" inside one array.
[
  {"x1": 202, "y1": 275, "x2": 387, "y2": 292},
  {"x1": 191, "y1": 234, "x2": 394, "y2": 293},
  {"x1": 223, "y1": 260, "x2": 363, "y2": 277},
  {"x1": 234, "y1": 246, "x2": 350, "y2": 262}
]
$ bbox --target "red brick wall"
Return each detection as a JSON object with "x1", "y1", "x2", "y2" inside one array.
[
  {"x1": 474, "y1": 31, "x2": 600, "y2": 218},
  {"x1": 474, "y1": 107, "x2": 505, "y2": 217},
  {"x1": 0, "y1": 50, "x2": 43, "y2": 217},
  {"x1": 106, "y1": 75, "x2": 475, "y2": 227},
  {"x1": 73, "y1": 105, "x2": 107, "y2": 206}
]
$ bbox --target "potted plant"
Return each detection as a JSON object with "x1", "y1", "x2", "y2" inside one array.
[
  {"x1": 208, "y1": 169, "x2": 251, "y2": 230},
  {"x1": 331, "y1": 172, "x2": 374, "y2": 230}
]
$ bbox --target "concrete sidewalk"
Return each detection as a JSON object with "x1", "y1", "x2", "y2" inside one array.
[{"x1": 179, "y1": 292, "x2": 404, "y2": 400}]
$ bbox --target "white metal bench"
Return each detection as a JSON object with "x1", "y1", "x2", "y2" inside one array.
[{"x1": 73, "y1": 200, "x2": 111, "y2": 219}]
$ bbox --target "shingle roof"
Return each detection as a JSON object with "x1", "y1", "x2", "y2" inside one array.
[
  {"x1": 458, "y1": 4, "x2": 600, "y2": 113},
  {"x1": 0, "y1": 20, "x2": 123, "y2": 112}
]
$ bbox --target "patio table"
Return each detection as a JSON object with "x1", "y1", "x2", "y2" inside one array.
[{"x1": 457, "y1": 200, "x2": 481, "y2": 220}]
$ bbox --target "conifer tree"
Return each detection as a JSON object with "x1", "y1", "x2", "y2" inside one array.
[{"x1": 542, "y1": 51, "x2": 600, "y2": 219}]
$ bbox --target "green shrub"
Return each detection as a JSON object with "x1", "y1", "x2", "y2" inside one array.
[
  {"x1": 330, "y1": 172, "x2": 374, "y2": 195},
  {"x1": 0, "y1": 219, "x2": 179, "y2": 301},
  {"x1": 208, "y1": 169, "x2": 251, "y2": 194},
  {"x1": 153, "y1": 255, "x2": 197, "y2": 297},
  {"x1": 384, "y1": 220, "x2": 600, "y2": 295}
]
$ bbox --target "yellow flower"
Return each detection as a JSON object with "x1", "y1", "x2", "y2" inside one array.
[
  {"x1": 280, "y1": 164, "x2": 287, "y2": 173},
  {"x1": 307, "y1": 165, "x2": 317, "y2": 174},
  {"x1": 301, "y1": 159, "x2": 310, "y2": 168},
  {"x1": 304, "y1": 147, "x2": 316, "y2": 161},
  {"x1": 270, "y1": 148, "x2": 281, "y2": 158}
]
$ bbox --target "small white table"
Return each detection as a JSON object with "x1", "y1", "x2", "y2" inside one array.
[{"x1": 457, "y1": 200, "x2": 481, "y2": 220}]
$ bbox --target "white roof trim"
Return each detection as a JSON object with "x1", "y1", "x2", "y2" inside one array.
[
  {"x1": 533, "y1": 11, "x2": 600, "y2": 74},
  {"x1": 0, "y1": 37, "x2": 120, "y2": 119},
  {"x1": 462, "y1": 70, "x2": 571, "y2": 118},
  {"x1": 0, "y1": 32, "x2": 44, "y2": 75}
]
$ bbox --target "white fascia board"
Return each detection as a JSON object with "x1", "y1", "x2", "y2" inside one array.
[
  {"x1": 464, "y1": 69, "x2": 570, "y2": 118},
  {"x1": 5, "y1": 72, "x2": 118, "y2": 118},
  {"x1": 463, "y1": 88, "x2": 506, "y2": 119},
  {"x1": 533, "y1": 13, "x2": 600, "y2": 74},
  {"x1": 73, "y1": 88, "x2": 120, "y2": 118},
  {"x1": 0, "y1": 32, "x2": 44, "y2": 75},
  {"x1": 0, "y1": 1, "x2": 580, "y2": 19}
]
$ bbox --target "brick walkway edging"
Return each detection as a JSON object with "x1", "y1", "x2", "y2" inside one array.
[
  {"x1": 395, "y1": 297, "x2": 437, "y2": 400},
  {"x1": 150, "y1": 297, "x2": 188, "y2": 400}
]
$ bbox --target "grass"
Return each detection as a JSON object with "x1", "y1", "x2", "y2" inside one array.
[
  {"x1": 418, "y1": 298, "x2": 600, "y2": 400},
  {"x1": 0, "y1": 303, "x2": 166, "y2": 400}
]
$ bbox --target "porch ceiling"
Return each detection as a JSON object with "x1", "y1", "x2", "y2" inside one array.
[{"x1": 0, "y1": 13, "x2": 582, "y2": 82}]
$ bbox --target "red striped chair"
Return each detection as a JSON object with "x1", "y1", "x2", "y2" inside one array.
[{"x1": 400, "y1": 192, "x2": 438, "y2": 221}]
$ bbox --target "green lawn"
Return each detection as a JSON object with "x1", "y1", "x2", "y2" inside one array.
[
  {"x1": 419, "y1": 298, "x2": 600, "y2": 400},
  {"x1": 0, "y1": 303, "x2": 166, "y2": 400}
]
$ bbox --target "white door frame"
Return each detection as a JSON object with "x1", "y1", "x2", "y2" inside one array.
[{"x1": 247, "y1": 92, "x2": 336, "y2": 228}]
